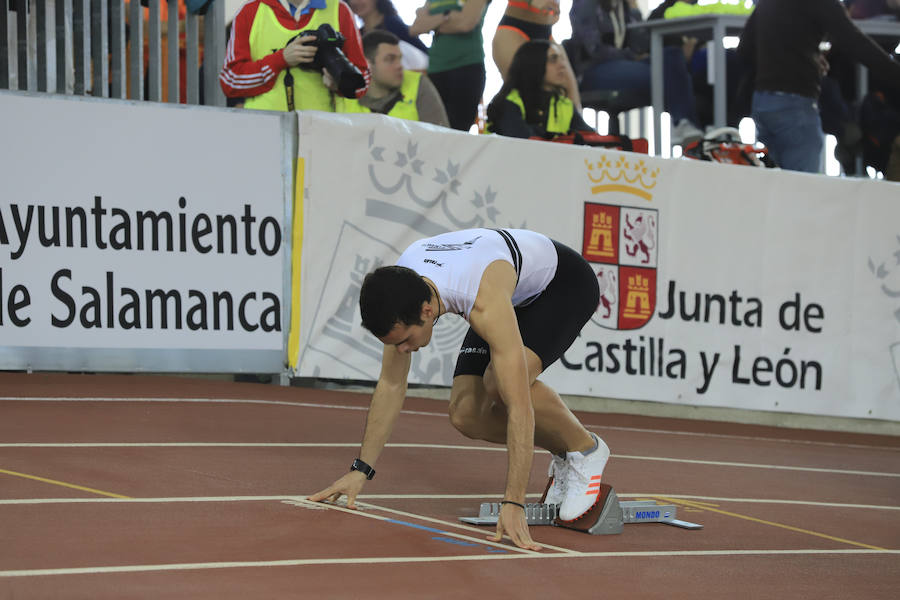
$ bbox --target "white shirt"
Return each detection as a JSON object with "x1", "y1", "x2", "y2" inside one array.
[{"x1": 396, "y1": 229, "x2": 558, "y2": 321}]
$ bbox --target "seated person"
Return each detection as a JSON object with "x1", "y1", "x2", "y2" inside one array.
[
  {"x1": 566, "y1": 0, "x2": 703, "y2": 144},
  {"x1": 349, "y1": 0, "x2": 430, "y2": 70},
  {"x1": 492, "y1": 0, "x2": 582, "y2": 110},
  {"x1": 648, "y1": 0, "x2": 748, "y2": 128},
  {"x1": 335, "y1": 30, "x2": 450, "y2": 126},
  {"x1": 486, "y1": 40, "x2": 594, "y2": 138}
]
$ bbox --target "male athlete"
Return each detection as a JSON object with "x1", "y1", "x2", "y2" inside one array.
[{"x1": 309, "y1": 228, "x2": 611, "y2": 550}]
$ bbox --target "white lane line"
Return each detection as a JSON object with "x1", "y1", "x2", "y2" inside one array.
[
  {"x1": 2, "y1": 442, "x2": 896, "y2": 478},
  {"x1": 282, "y1": 497, "x2": 538, "y2": 556},
  {"x1": 0, "y1": 442, "x2": 501, "y2": 450},
  {"x1": 3, "y1": 396, "x2": 896, "y2": 452},
  {"x1": 1, "y1": 494, "x2": 897, "y2": 512},
  {"x1": 614, "y1": 495, "x2": 900, "y2": 511},
  {"x1": 2, "y1": 549, "x2": 898, "y2": 578},
  {"x1": 613, "y1": 454, "x2": 900, "y2": 478},
  {"x1": 587, "y1": 424, "x2": 900, "y2": 453},
  {"x1": 0, "y1": 396, "x2": 443, "y2": 418},
  {"x1": 353, "y1": 500, "x2": 579, "y2": 555}
]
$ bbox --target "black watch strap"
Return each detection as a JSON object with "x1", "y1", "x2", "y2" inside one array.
[{"x1": 350, "y1": 458, "x2": 375, "y2": 480}]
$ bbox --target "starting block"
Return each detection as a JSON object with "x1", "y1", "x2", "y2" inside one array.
[{"x1": 459, "y1": 484, "x2": 702, "y2": 535}]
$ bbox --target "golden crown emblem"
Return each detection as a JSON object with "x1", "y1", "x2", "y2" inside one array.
[{"x1": 585, "y1": 155, "x2": 659, "y2": 201}]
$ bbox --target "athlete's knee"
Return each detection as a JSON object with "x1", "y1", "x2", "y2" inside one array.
[{"x1": 448, "y1": 389, "x2": 483, "y2": 439}]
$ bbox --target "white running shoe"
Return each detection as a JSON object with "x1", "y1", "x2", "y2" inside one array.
[
  {"x1": 540, "y1": 454, "x2": 569, "y2": 506},
  {"x1": 558, "y1": 433, "x2": 611, "y2": 522}
]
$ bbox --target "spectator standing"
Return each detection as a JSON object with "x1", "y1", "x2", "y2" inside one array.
[
  {"x1": 220, "y1": 0, "x2": 370, "y2": 111},
  {"x1": 566, "y1": 0, "x2": 703, "y2": 145},
  {"x1": 349, "y1": 0, "x2": 430, "y2": 69},
  {"x1": 486, "y1": 39, "x2": 594, "y2": 138},
  {"x1": 737, "y1": 0, "x2": 900, "y2": 174},
  {"x1": 819, "y1": 0, "x2": 900, "y2": 174},
  {"x1": 335, "y1": 30, "x2": 450, "y2": 126},
  {"x1": 410, "y1": 0, "x2": 492, "y2": 131}
]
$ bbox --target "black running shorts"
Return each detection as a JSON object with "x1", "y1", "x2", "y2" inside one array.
[{"x1": 452, "y1": 240, "x2": 600, "y2": 377}]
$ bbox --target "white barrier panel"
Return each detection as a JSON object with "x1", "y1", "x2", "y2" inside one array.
[
  {"x1": 292, "y1": 112, "x2": 900, "y2": 422},
  {"x1": 0, "y1": 92, "x2": 292, "y2": 373}
]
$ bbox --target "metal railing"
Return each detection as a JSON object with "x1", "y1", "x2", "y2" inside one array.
[{"x1": 2, "y1": 0, "x2": 225, "y2": 106}]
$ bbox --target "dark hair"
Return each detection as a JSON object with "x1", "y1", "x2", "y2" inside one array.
[
  {"x1": 359, "y1": 265, "x2": 430, "y2": 337},
  {"x1": 487, "y1": 39, "x2": 559, "y2": 127},
  {"x1": 374, "y1": 0, "x2": 399, "y2": 17},
  {"x1": 362, "y1": 29, "x2": 400, "y2": 62}
]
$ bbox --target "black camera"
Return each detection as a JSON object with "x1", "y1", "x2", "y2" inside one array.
[{"x1": 289, "y1": 24, "x2": 365, "y2": 99}]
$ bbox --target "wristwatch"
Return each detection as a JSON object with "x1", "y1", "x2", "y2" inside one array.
[{"x1": 350, "y1": 458, "x2": 376, "y2": 480}]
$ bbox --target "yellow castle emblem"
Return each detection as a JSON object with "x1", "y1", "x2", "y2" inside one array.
[
  {"x1": 585, "y1": 212, "x2": 615, "y2": 259},
  {"x1": 623, "y1": 274, "x2": 652, "y2": 320}
]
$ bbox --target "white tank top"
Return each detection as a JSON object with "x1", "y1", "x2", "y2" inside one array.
[{"x1": 396, "y1": 229, "x2": 558, "y2": 321}]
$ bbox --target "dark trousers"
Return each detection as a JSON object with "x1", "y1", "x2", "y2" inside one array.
[
  {"x1": 581, "y1": 46, "x2": 699, "y2": 125},
  {"x1": 429, "y1": 63, "x2": 486, "y2": 131}
]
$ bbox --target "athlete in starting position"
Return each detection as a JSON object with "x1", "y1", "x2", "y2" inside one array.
[{"x1": 309, "y1": 228, "x2": 610, "y2": 550}]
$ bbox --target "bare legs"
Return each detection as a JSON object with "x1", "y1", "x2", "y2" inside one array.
[
  {"x1": 492, "y1": 28, "x2": 526, "y2": 83},
  {"x1": 448, "y1": 348, "x2": 594, "y2": 455}
]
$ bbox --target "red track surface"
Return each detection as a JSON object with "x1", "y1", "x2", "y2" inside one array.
[{"x1": 1, "y1": 372, "x2": 898, "y2": 599}]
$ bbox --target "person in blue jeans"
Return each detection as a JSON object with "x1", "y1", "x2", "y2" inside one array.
[
  {"x1": 738, "y1": 0, "x2": 900, "y2": 174},
  {"x1": 752, "y1": 91, "x2": 826, "y2": 174},
  {"x1": 566, "y1": 0, "x2": 703, "y2": 145}
]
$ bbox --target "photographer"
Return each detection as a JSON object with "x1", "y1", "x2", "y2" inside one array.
[{"x1": 220, "y1": 0, "x2": 370, "y2": 111}]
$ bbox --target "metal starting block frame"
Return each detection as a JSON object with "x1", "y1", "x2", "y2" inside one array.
[{"x1": 459, "y1": 487, "x2": 702, "y2": 535}]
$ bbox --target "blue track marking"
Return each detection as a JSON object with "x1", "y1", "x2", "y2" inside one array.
[{"x1": 384, "y1": 519, "x2": 509, "y2": 553}]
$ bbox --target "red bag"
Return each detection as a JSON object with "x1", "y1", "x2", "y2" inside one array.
[
  {"x1": 529, "y1": 132, "x2": 649, "y2": 154},
  {"x1": 683, "y1": 128, "x2": 776, "y2": 167}
]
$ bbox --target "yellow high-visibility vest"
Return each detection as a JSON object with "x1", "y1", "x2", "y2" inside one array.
[
  {"x1": 244, "y1": 1, "x2": 339, "y2": 112},
  {"x1": 505, "y1": 89, "x2": 574, "y2": 134},
  {"x1": 335, "y1": 71, "x2": 422, "y2": 121}
]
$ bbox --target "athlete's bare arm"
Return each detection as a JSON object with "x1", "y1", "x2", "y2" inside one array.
[
  {"x1": 468, "y1": 260, "x2": 541, "y2": 551},
  {"x1": 308, "y1": 345, "x2": 411, "y2": 508}
]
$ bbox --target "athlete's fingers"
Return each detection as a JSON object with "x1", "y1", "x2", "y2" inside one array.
[
  {"x1": 307, "y1": 486, "x2": 335, "y2": 503},
  {"x1": 510, "y1": 528, "x2": 542, "y2": 551},
  {"x1": 488, "y1": 521, "x2": 505, "y2": 543}
]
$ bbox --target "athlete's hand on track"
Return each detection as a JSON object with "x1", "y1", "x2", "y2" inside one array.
[
  {"x1": 488, "y1": 503, "x2": 542, "y2": 551},
  {"x1": 308, "y1": 470, "x2": 367, "y2": 508}
]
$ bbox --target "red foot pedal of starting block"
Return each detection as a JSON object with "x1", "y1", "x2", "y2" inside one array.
[{"x1": 554, "y1": 483, "x2": 625, "y2": 535}]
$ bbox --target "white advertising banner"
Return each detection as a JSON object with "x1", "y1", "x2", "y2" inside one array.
[
  {"x1": 292, "y1": 112, "x2": 900, "y2": 422},
  {"x1": 0, "y1": 92, "x2": 291, "y2": 372}
]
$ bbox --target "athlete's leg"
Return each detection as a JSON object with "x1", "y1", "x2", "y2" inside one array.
[
  {"x1": 449, "y1": 375, "x2": 506, "y2": 444},
  {"x1": 482, "y1": 349, "x2": 594, "y2": 455},
  {"x1": 449, "y1": 348, "x2": 594, "y2": 455}
]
